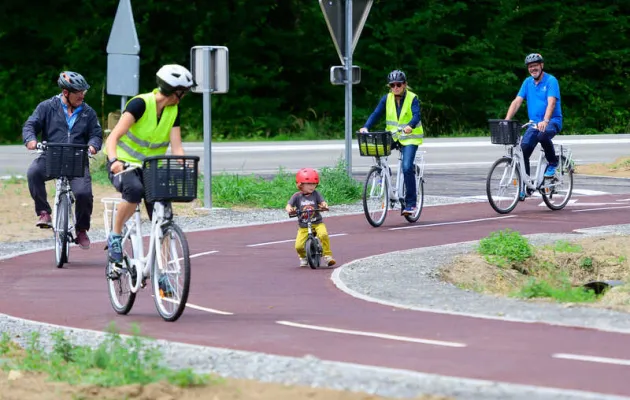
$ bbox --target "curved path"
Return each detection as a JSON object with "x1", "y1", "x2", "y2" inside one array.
[{"x1": 2, "y1": 194, "x2": 630, "y2": 397}]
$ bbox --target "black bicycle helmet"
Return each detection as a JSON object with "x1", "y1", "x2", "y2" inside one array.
[
  {"x1": 57, "y1": 71, "x2": 90, "y2": 92},
  {"x1": 387, "y1": 69, "x2": 407, "y2": 84},
  {"x1": 524, "y1": 53, "x2": 544, "y2": 66}
]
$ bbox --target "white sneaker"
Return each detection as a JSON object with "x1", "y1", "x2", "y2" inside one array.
[
  {"x1": 323, "y1": 255, "x2": 336, "y2": 266},
  {"x1": 299, "y1": 258, "x2": 308, "y2": 267}
]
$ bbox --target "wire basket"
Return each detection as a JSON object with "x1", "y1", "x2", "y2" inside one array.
[
  {"x1": 488, "y1": 119, "x2": 520, "y2": 145},
  {"x1": 142, "y1": 156, "x2": 200, "y2": 203},
  {"x1": 357, "y1": 131, "x2": 393, "y2": 157},
  {"x1": 45, "y1": 143, "x2": 89, "y2": 178}
]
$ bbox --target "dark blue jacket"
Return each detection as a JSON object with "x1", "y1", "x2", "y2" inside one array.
[{"x1": 22, "y1": 95, "x2": 103, "y2": 150}]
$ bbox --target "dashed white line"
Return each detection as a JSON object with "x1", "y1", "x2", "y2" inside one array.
[
  {"x1": 276, "y1": 320, "x2": 466, "y2": 347},
  {"x1": 553, "y1": 353, "x2": 630, "y2": 366},
  {"x1": 388, "y1": 215, "x2": 516, "y2": 231},
  {"x1": 156, "y1": 296, "x2": 234, "y2": 315},
  {"x1": 190, "y1": 250, "x2": 219, "y2": 258},
  {"x1": 247, "y1": 233, "x2": 348, "y2": 247},
  {"x1": 572, "y1": 206, "x2": 630, "y2": 213}
]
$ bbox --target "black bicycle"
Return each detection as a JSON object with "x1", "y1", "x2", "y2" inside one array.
[{"x1": 289, "y1": 208, "x2": 327, "y2": 269}]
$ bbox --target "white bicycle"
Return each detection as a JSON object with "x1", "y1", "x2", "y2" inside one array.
[
  {"x1": 358, "y1": 130, "x2": 425, "y2": 227},
  {"x1": 102, "y1": 155, "x2": 199, "y2": 322},
  {"x1": 486, "y1": 119, "x2": 574, "y2": 214}
]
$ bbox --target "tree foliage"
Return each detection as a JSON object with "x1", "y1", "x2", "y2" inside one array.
[{"x1": 0, "y1": 0, "x2": 628, "y2": 143}]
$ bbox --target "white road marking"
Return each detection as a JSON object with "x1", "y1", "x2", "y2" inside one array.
[
  {"x1": 276, "y1": 320, "x2": 466, "y2": 347},
  {"x1": 572, "y1": 206, "x2": 630, "y2": 213},
  {"x1": 155, "y1": 296, "x2": 234, "y2": 315},
  {"x1": 247, "y1": 233, "x2": 348, "y2": 247},
  {"x1": 388, "y1": 215, "x2": 516, "y2": 231},
  {"x1": 553, "y1": 353, "x2": 630, "y2": 366},
  {"x1": 190, "y1": 250, "x2": 219, "y2": 258}
]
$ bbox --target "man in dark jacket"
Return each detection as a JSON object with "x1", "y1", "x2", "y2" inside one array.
[{"x1": 23, "y1": 71, "x2": 103, "y2": 249}]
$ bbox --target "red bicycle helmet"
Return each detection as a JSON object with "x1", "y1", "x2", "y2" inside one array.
[{"x1": 296, "y1": 168, "x2": 319, "y2": 185}]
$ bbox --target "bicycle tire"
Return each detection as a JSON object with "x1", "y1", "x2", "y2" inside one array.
[
  {"x1": 106, "y1": 225, "x2": 137, "y2": 315},
  {"x1": 305, "y1": 237, "x2": 320, "y2": 269},
  {"x1": 486, "y1": 157, "x2": 521, "y2": 214},
  {"x1": 54, "y1": 195, "x2": 69, "y2": 268},
  {"x1": 152, "y1": 223, "x2": 191, "y2": 322},
  {"x1": 541, "y1": 164, "x2": 574, "y2": 211},
  {"x1": 362, "y1": 166, "x2": 389, "y2": 227},
  {"x1": 404, "y1": 165, "x2": 424, "y2": 223}
]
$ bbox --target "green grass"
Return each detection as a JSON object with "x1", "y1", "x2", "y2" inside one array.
[
  {"x1": 513, "y1": 274, "x2": 598, "y2": 303},
  {"x1": 0, "y1": 324, "x2": 212, "y2": 388},
  {"x1": 546, "y1": 240, "x2": 583, "y2": 253},
  {"x1": 477, "y1": 228, "x2": 533, "y2": 267}
]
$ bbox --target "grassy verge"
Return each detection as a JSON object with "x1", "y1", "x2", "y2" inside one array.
[
  {"x1": 0, "y1": 324, "x2": 210, "y2": 388},
  {"x1": 441, "y1": 229, "x2": 630, "y2": 307}
]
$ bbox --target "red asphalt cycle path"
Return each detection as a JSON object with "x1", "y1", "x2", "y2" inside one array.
[{"x1": 2, "y1": 194, "x2": 630, "y2": 397}]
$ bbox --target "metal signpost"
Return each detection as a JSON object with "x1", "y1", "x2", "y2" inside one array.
[
  {"x1": 106, "y1": 0, "x2": 140, "y2": 112},
  {"x1": 319, "y1": 0, "x2": 373, "y2": 176},
  {"x1": 190, "y1": 46, "x2": 229, "y2": 209}
]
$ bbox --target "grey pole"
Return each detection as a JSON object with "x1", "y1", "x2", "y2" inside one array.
[
  {"x1": 203, "y1": 91, "x2": 212, "y2": 209},
  {"x1": 344, "y1": 0, "x2": 353, "y2": 177},
  {"x1": 121, "y1": 96, "x2": 127, "y2": 115}
]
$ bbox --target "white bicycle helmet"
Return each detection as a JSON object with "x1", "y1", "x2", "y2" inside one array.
[{"x1": 156, "y1": 64, "x2": 194, "y2": 95}]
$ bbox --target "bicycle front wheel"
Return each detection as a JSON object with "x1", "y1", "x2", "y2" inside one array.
[
  {"x1": 486, "y1": 157, "x2": 521, "y2": 214},
  {"x1": 404, "y1": 165, "x2": 424, "y2": 223},
  {"x1": 305, "y1": 237, "x2": 320, "y2": 269},
  {"x1": 363, "y1": 167, "x2": 389, "y2": 227},
  {"x1": 54, "y1": 195, "x2": 69, "y2": 268},
  {"x1": 541, "y1": 163, "x2": 574, "y2": 210},
  {"x1": 152, "y1": 223, "x2": 191, "y2": 322},
  {"x1": 106, "y1": 226, "x2": 137, "y2": 315}
]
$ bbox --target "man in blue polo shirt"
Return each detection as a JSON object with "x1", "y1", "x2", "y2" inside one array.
[{"x1": 504, "y1": 53, "x2": 562, "y2": 195}]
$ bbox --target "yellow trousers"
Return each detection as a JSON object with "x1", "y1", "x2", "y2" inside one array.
[{"x1": 294, "y1": 223, "x2": 332, "y2": 258}]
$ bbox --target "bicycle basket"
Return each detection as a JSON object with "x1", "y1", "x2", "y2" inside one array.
[
  {"x1": 357, "y1": 131, "x2": 393, "y2": 157},
  {"x1": 142, "y1": 156, "x2": 200, "y2": 203},
  {"x1": 488, "y1": 119, "x2": 520, "y2": 145},
  {"x1": 44, "y1": 143, "x2": 88, "y2": 178}
]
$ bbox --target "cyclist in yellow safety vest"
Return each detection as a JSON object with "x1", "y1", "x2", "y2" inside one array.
[
  {"x1": 359, "y1": 69, "x2": 423, "y2": 215},
  {"x1": 104, "y1": 64, "x2": 194, "y2": 265}
]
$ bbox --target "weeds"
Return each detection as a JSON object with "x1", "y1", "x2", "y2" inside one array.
[
  {"x1": 514, "y1": 274, "x2": 598, "y2": 303},
  {"x1": 477, "y1": 229, "x2": 533, "y2": 267},
  {"x1": 1, "y1": 324, "x2": 210, "y2": 388}
]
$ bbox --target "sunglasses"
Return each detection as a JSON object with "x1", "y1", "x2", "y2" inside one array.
[
  {"x1": 70, "y1": 90, "x2": 88, "y2": 96},
  {"x1": 389, "y1": 82, "x2": 404, "y2": 88}
]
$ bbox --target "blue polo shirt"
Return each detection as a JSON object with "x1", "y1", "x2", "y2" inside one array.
[
  {"x1": 517, "y1": 72, "x2": 562, "y2": 130},
  {"x1": 58, "y1": 93, "x2": 84, "y2": 130}
]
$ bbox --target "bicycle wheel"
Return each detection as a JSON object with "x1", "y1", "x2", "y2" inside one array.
[
  {"x1": 541, "y1": 162, "x2": 574, "y2": 210},
  {"x1": 152, "y1": 223, "x2": 191, "y2": 322},
  {"x1": 305, "y1": 237, "x2": 320, "y2": 269},
  {"x1": 362, "y1": 166, "x2": 389, "y2": 227},
  {"x1": 404, "y1": 165, "x2": 424, "y2": 223},
  {"x1": 486, "y1": 157, "x2": 521, "y2": 214},
  {"x1": 54, "y1": 195, "x2": 69, "y2": 268},
  {"x1": 106, "y1": 226, "x2": 137, "y2": 315}
]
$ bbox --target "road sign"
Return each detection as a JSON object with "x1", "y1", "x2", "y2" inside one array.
[
  {"x1": 330, "y1": 65, "x2": 361, "y2": 85},
  {"x1": 319, "y1": 0, "x2": 373, "y2": 64},
  {"x1": 190, "y1": 46, "x2": 229, "y2": 94},
  {"x1": 106, "y1": 0, "x2": 140, "y2": 55},
  {"x1": 106, "y1": 54, "x2": 140, "y2": 96}
]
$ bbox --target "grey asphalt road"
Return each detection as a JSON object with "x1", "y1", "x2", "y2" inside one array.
[{"x1": 2, "y1": 134, "x2": 629, "y2": 198}]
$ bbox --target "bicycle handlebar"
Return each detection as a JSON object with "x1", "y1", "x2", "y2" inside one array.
[{"x1": 288, "y1": 207, "x2": 329, "y2": 218}]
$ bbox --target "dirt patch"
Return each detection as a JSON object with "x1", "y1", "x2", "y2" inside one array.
[
  {"x1": 441, "y1": 235, "x2": 630, "y2": 312},
  {"x1": 0, "y1": 368, "x2": 450, "y2": 400},
  {"x1": 575, "y1": 156, "x2": 630, "y2": 178}
]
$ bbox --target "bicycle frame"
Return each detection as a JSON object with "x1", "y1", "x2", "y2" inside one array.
[
  {"x1": 52, "y1": 176, "x2": 76, "y2": 241},
  {"x1": 371, "y1": 149, "x2": 425, "y2": 205},
  {"x1": 103, "y1": 199, "x2": 173, "y2": 294}
]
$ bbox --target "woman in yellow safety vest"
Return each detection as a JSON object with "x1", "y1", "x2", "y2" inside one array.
[
  {"x1": 359, "y1": 69, "x2": 423, "y2": 215},
  {"x1": 104, "y1": 64, "x2": 194, "y2": 264}
]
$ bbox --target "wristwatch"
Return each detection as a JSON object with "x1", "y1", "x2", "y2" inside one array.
[{"x1": 108, "y1": 157, "x2": 119, "y2": 164}]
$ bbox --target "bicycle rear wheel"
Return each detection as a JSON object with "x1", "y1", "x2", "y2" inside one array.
[
  {"x1": 152, "y1": 223, "x2": 191, "y2": 322},
  {"x1": 403, "y1": 165, "x2": 424, "y2": 223},
  {"x1": 487, "y1": 157, "x2": 521, "y2": 214},
  {"x1": 305, "y1": 237, "x2": 320, "y2": 269},
  {"x1": 541, "y1": 162, "x2": 574, "y2": 210},
  {"x1": 54, "y1": 195, "x2": 69, "y2": 268},
  {"x1": 106, "y1": 226, "x2": 137, "y2": 315},
  {"x1": 363, "y1": 166, "x2": 389, "y2": 227}
]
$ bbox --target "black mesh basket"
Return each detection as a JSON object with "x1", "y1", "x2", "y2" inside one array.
[
  {"x1": 142, "y1": 156, "x2": 200, "y2": 203},
  {"x1": 488, "y1": 119, "x2": 521, "y2": 145},
  {"x1": 357, "y1": 131, "x2": 393, "y2": 157},
  {"x1": 45, "y1": 143, "x2": 88, "y2": 178}
]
